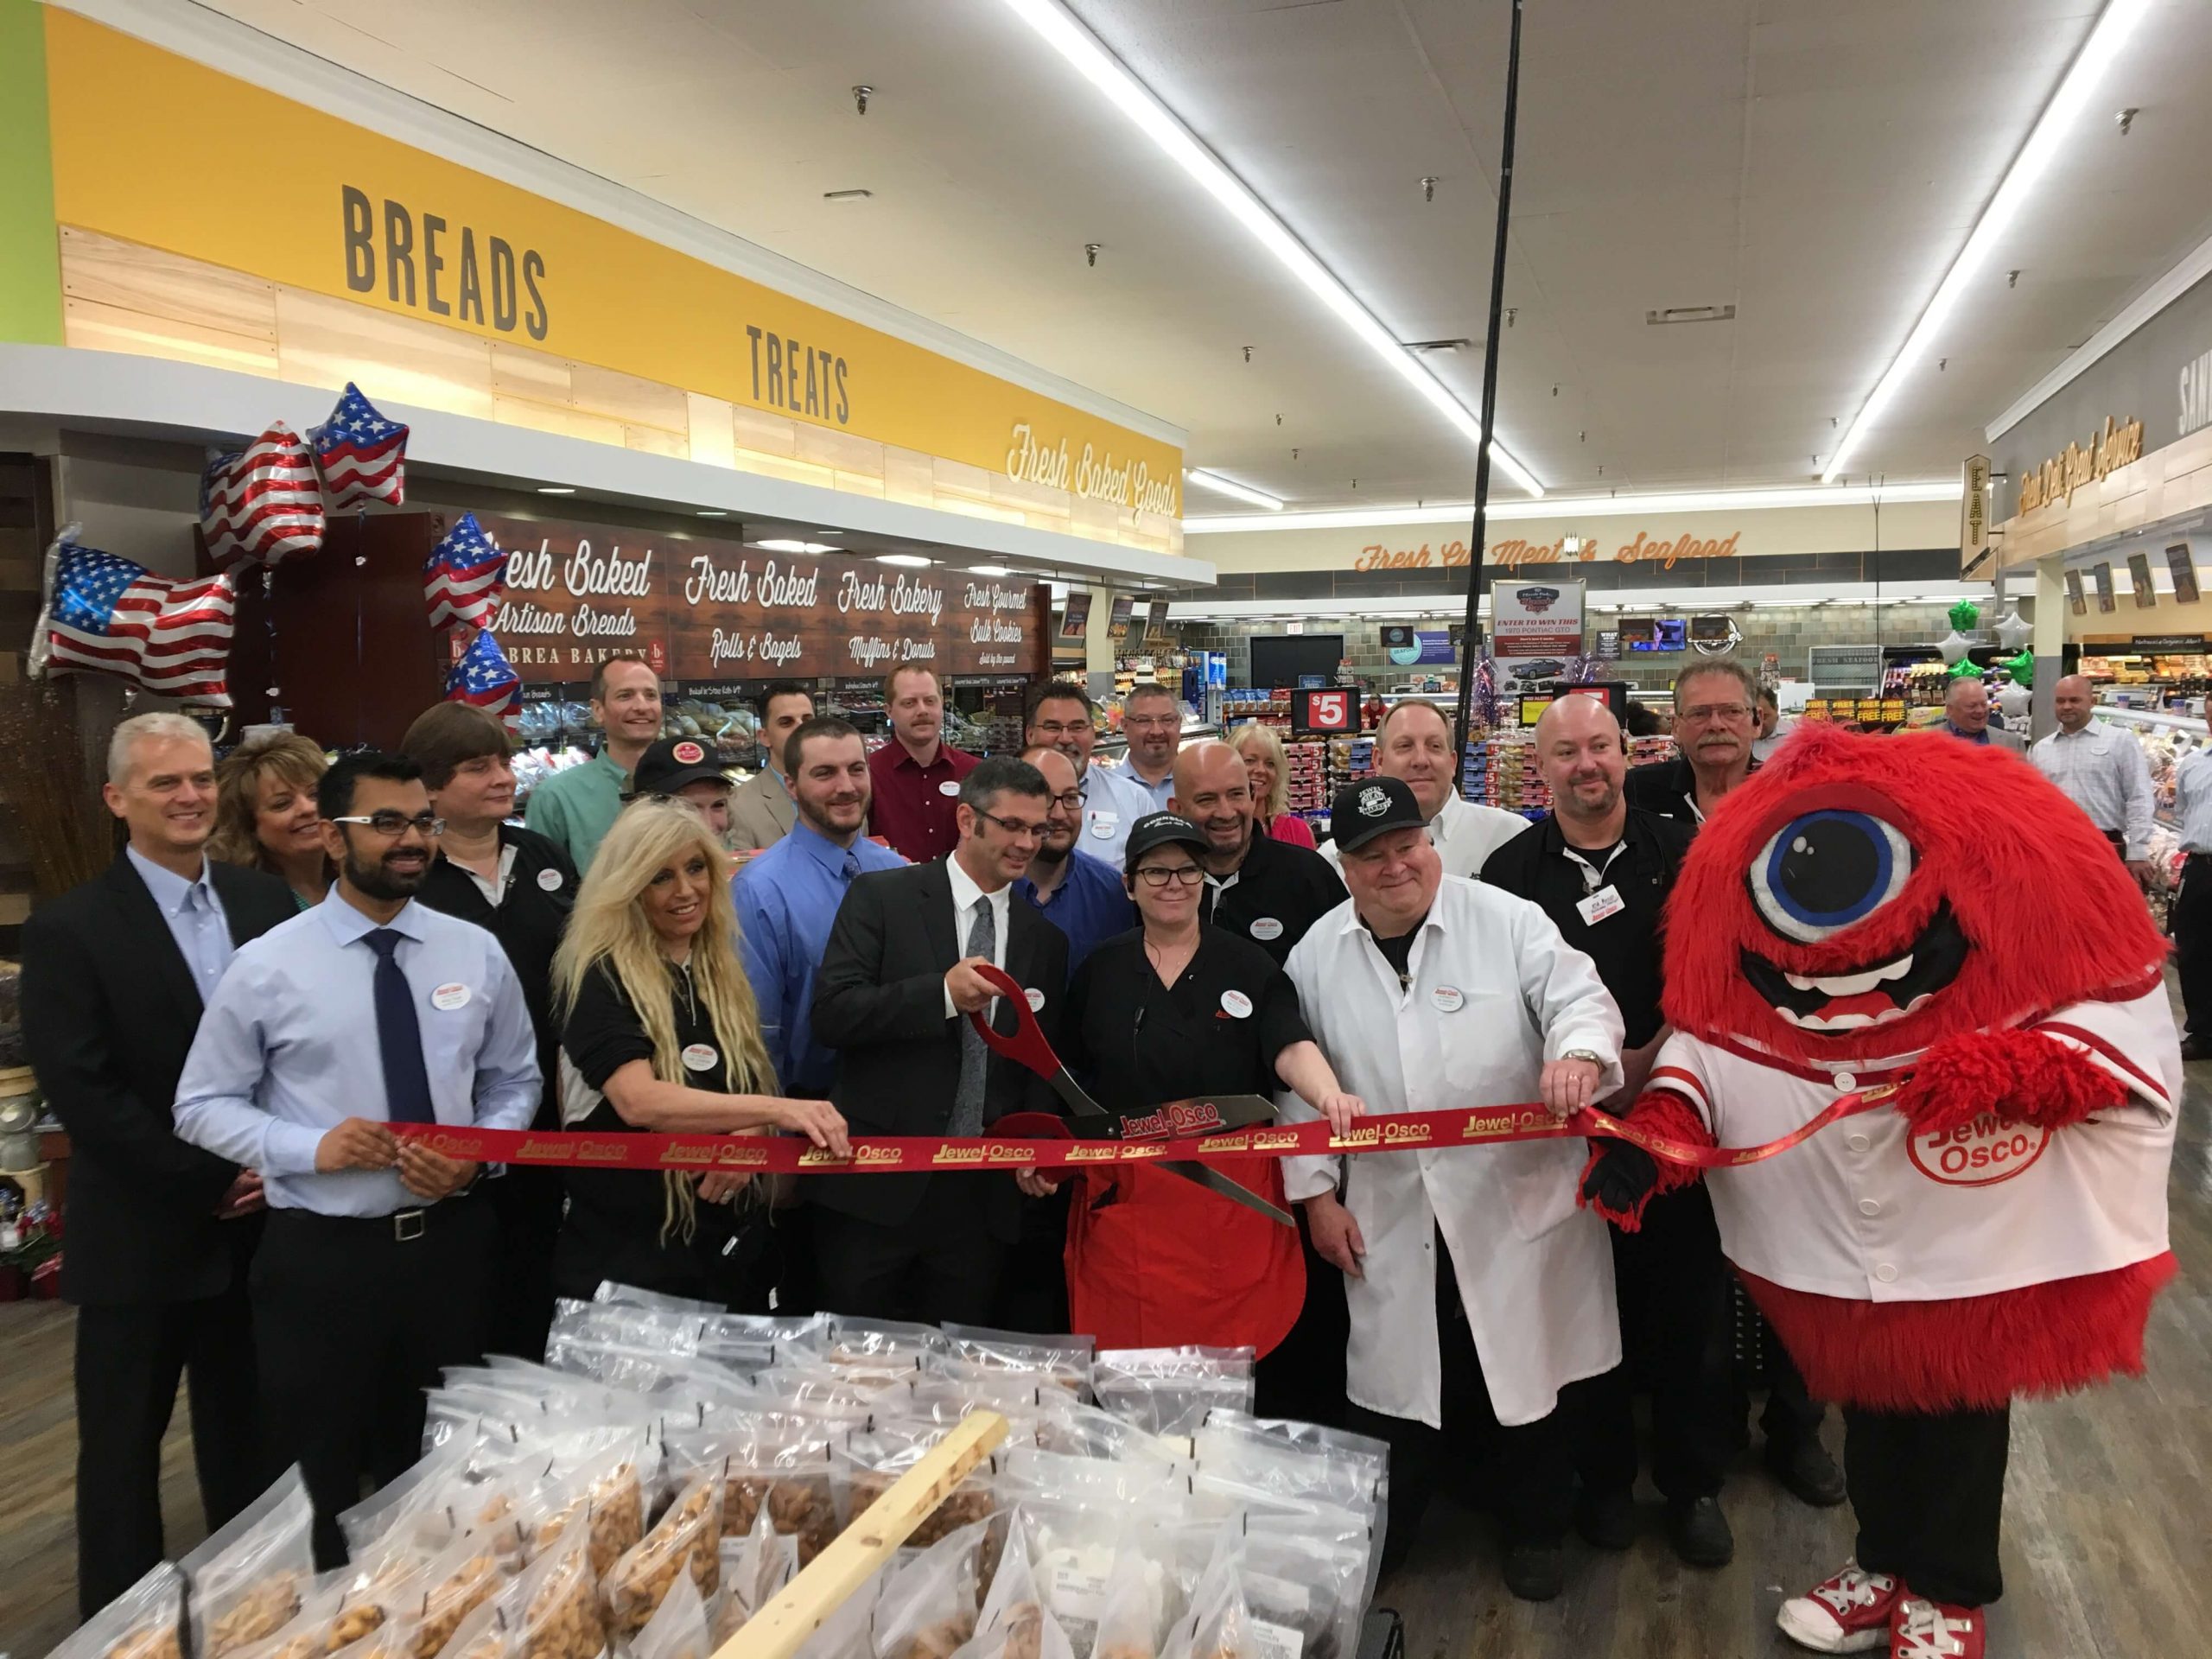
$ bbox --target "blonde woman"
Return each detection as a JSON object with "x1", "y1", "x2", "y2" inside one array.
[
  {"x1": 553, "y1": 799, "x2": 848, "y2": 1308},
  {"x1": 1230, "y1": 721, "x2": 1317, "y2": 849},
  {"x1": 209, "y1": 730, "x2": 334, "y2": 906}
]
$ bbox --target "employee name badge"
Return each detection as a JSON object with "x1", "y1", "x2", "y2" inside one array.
[
  {"x1": 1090, "y1": 809, "x2": 1118, "y2": 839},
  {"x1": 1576, "y1": 884, "x2": 1627, "y2": 926},
  {"x1": 1220, "y1": 988, "x2": 1254, "y2": 1020},
  {"x1": 1249, "y1": 917, "x2": 1284, "y2": 942},
  {"x1": 537, "y1": 867, "x2": 563, "y2": 892},
  {"x1": 938, "y1": 780, "x2": 962, "y2": 797},
  {"x1": 1025, "y1": 987, "x2": 1046, "y2": 1013},
  {"x1": 682, "y1": 1042, "x2": 720, "y2": 1072},
  {"x1": 429, "y1": 982, "x2": 471, "y2": 1012}
]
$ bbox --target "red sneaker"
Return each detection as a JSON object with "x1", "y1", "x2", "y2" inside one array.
[
  {"x1": 1891, "y1": 1598, "x2": 1985, "y2": 1658},
  {"x1": 1777, "y1": 1561, "x2": 1904, "y2": 1652}
]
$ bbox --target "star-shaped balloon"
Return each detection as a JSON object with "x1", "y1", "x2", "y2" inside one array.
[
  {"x1": 1947, "y1": 599, "x2": 1981, "y2": 632},
  {"x1": 2001, "y1": 648, "x2": 2033, "y2": 688},
  {"x1": 1948, "y1": 656, "x2": 1984, "y2": 680},
  {"x1": 1937, "y1": 630, "x2": 1973, "y2": 664},
  {"x1": 1994, "y1": 610, "x2": 2033, "y2": 650}
]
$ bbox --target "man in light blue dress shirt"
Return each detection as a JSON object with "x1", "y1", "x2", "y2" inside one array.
[
  {"x1": 734, "y1": 716, "x2": 906, "y2": 1098},
  {"x1": 175, "y1": 752, "x2": 539, "y2": 1563}
]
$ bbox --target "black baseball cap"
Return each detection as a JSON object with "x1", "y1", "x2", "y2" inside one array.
[
  {"x1": 1329, "y1": 776, "x2": 1427, "y2": 855},
  {"x1": 627, "y1": 736, "x2": 733, "y2": 798},
  {"x1": 1122, "y1": 811, "x2": 1209, "y2": 874}
]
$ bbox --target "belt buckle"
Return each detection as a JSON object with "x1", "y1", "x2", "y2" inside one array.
[{"x1": 392, "y1": 1209, "x2": 427, "y2": 1243}]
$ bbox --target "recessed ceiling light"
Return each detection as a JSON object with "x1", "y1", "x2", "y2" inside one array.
[
  {"x1": 1184, "y1": 468, "x2": 1284, "y2": 511},
  {"x1": 823, "y1": 188, "x2": 874, "y2": 202},
  {"x1": 1825, "y1": 0, "x2": 2152, "y2": 480},
  {"x1": 751, "y1": 538, "x2": 838, "y2": 554},
  {"x1": 968, "y1": 564, "x2": 1013, "y2": 577},
  {"x1": 536, "y1": 486, "x2": 576, "y2": 495},
  {"x1": 878, "y1": 553, "x2": 933, "y2": 569},
  {"x1": 1001, "y1": 0, "x2": 1541, "y2": 496}
]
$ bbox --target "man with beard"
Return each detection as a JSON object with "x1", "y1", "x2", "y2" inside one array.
[
  {"x1": 734, "y1": 716, "x2": 907, "y2": 1103},
  {"x1": 526, "y1": 654, "x2": 664, "y2": 873},
  {"x1": 1624, "y1": 660, "x2": 1763, "y2": 825},
  {"x1": 1172, "y1": 741, "x2": 1344, "y2": 966},
  {"x1": 175, "y1": 752, "x2": 541, "y2": 1564},
  {"x1": 1482, "y1": 696, "x2": 1733, "y2": 1567},
  {"x1": 868, "y1": 665, "x2": 980, "y2": 862},
  {"x1": 1027, "y1": 680, "x2": 1150, "y2": 868},
  {"x1": 1014, "y1": 744, "x2": 1135, "y2": 974},
  {"x1": 1320, "y1": 700, "x2": 1528, "y2": 879},
  {"x1": 1109, "y1": 681, "x2": 1185, "y2": 813}
]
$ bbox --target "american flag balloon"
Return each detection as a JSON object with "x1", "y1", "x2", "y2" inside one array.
[
  {"x1": 200, "y1": 423, "x2": 325, "y2": 569},
  {"x1": 29, "y1": 530, "x2": 235, "y2": 705},
  {"x1": 445, "y1": 626, "x2": 519, "y2": 720},
  {"x1": 309, "y1": 382, "x2": 408, "y2": 511},
  {"x1": 423, "y1": 512, "x2": 507, "y2": 634}
]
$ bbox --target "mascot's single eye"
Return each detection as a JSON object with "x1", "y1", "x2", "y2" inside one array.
[{"x1": 1749, "y1": 809, "x2": 1914, "y2": 943}]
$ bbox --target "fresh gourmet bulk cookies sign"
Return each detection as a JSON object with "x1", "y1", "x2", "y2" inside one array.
[{"x1": 473, "y1": 516, "x2": 1049, "y2": 683}]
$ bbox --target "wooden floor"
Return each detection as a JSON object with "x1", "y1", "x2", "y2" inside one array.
[{"x1": 3, "y1": 1033, "x2": 2209, "y2": 1659}]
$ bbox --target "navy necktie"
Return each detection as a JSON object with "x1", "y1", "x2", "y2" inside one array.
[
  {"x1": 365, "y1": 929, "x2": 435, "y2": 1125},
  {"x1": 841, "y1": 850, "x2": 861, "y2": 882}
]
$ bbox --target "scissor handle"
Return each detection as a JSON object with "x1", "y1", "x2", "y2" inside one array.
[{"x1": 963, "y1": 962, "x2": 1063, "y2": 1079}]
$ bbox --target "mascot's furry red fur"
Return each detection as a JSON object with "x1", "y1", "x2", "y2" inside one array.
[{"x1": 1585, "y1": 723, "x2": 2179, "y2": 1409}]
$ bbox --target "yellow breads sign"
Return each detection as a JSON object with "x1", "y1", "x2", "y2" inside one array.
[{"x1": 40, "y1": 10, "x2": 1179, "y2": 505}]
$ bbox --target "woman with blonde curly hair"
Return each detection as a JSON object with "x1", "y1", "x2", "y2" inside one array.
[
  {"x1": 209, "y1": 730, "x2": 334, "y2": 906},
  {"x1": 1230, "y1": 721, "x2": 1317, "y2": 849},
  {"x1": 553, "y1": 799, "x2": 848, "y2": 1307}
]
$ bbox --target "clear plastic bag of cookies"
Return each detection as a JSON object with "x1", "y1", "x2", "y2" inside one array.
[
  {"x1": 628, "y1": 1571, "x2": 710, "y2": 1659},
  {"x1": 601, "y1": 1465, "x2": 723, "y2": 1640},
  {"x1": 820, "y1": 1318, "x2": 945, "y2": 1382},
  {"x1": 664, "y1": 1420, "x2": 836, "y2": 1564},
  {"x1": 710, "y1": 1500, "x2": 798, "y2": 1646},
  {"x1": 387, "y1": 1529, "x2": 505, "y2": 1659},
  {"x1": 830, "y1": 1427, "x2": 1001, "y2": 1551},
  {"x1": 868, "y1": 1511, "x2": 1009, "y2": 1659},
  {"x1": 1157, "y1": 1536, "x2": 1257, "y2": 1659},
  {"x1": 934, "y1": 1326, "x2": 1095, "y2": 1397},
  {"x1": 1090, "y1": 1540, "x2": 1168, "y2": 1659},
  {"x1": 436, "y1": 1523, "x2": 606, "y2": 1659},
  {"x1": 180, "y1": 1466, "x2": 315, "y2": 1659},
  {"x1": 945, "y1": 1527, "x2": 1073, "y2": 1659},
  {"x1": 48, "y1": 1560, "x2": 182, "y2": 1659},
  {"x1": 527, "y1": 1447, "x2": 652, "y2": 1580},
  {"x1": 340, "y1": 1444, "x2": 475, "y2": 1563}
]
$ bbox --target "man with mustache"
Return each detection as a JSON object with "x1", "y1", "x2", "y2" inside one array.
[
  {"x1": 1624, "y1": 660, "x2": 1764, "y2": 825},
  {"x1": 175, "y1": 752, "x2": 541, "y2": 1563}
]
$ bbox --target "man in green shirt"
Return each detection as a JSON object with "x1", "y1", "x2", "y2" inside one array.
[{"x1": 524, "y1": 654, "x2": 663, "y2": 872}]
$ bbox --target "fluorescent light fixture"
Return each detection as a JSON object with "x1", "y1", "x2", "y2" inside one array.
[
  {"x1": 695, "y1": 509, "x2": 728, "y2": 518},
  {"x1": 1001, "y1": 0, "x2": 1541, "y2": 497},
  {"x1": 968, "y1": 564, "x2": 1014, "y2": 577},
  {"x1": 813, "y1": 530, "x2": 845, "y2": 537},
  {"x1": 1185, "y1": 468, "x2": 1284, "y2": 511},
  {"x1": 877, "y1": 553, "x2": 934, "y2": 568},
  {"x1": 752, "y1": 538, "x2": 838, "y2": 554},
  {"x1": 1184, "y1": 480, "x2": 1963, "y2": 533},
  {"x1": 536, "y1": 485, "x2": 576, "y2": 495},
  {"x1": 1824, "y1": 0, "x2": 2152, "y2": 480}
]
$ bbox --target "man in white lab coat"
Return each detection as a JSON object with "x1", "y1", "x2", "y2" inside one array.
[
  {"x1": 1320, "y1": 699, "x2": 1528, "y2": 880},
  {"x1": 1281, "y1": 775, "x2": 1627, "y2": 1602}
]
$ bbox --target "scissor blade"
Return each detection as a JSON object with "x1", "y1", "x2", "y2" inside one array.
[
  {"x1": 1160, "y1": 1160, "x2": 1294, "y2": 1226},
  {"x1": 1047, "y1": 1069, "x2": 1113, "y2": 1121}
]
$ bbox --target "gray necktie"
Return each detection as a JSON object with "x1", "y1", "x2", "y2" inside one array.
[{"x1": 951, "y1": 897, "x2": 995, "y2": 1136}]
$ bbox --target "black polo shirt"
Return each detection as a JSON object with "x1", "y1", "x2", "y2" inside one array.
[
  {"x1": 1482, "y1": 808, "x2": 1693, "y2": 1048},
  {"x1": 1623, "y1": 754, "x2": 1762, "y2": 826},
  {"x1": 1198, "y1": 830, "x2": 1347, "y2": 966},
  {"x1": 1063, "y1": 925, "x2": 1312, "y2": 1112},
  {"x1": 414, "y1": 823, "x2": 576, "y2": 1129}
]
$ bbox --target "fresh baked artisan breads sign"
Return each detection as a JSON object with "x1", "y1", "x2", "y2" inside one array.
[{"x1": 470, "y1": 515, "x2": 1047, "y2": 683}]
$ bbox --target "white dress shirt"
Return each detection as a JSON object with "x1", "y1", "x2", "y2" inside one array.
[
  {"x1": 941, "y1": 853, "x2": 1013, "y2": 1018},
  {"x1": 2029, "y1": 721, "x2": 2155, "y2": 858},
  {"x1": 174, "y1": 893, "x2": 541, "y2": 1216},
  {"x1": 1320, "y1": 792, "x2": 1529, "y2": 882},
  {"x1": 126, "y1": 845, "x2": 233, "y2": 1001},
  {"x1": 1278, "y1": 876, "x2": 1624, "y2": 1427},
  {"x1": 1077, "y1": 762, "x2": 1153, "y2": 868},
  {"x1": 2176, "y1": 747, "x2": 2212, "y2": 853}
]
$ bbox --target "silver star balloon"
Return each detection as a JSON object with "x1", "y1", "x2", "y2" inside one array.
[{"x1": 1994, "y1": 610, "x2": 2033, "y2": 650}]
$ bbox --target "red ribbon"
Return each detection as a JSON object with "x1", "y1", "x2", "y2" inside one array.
[{"x1": 391, "y1": 1084, "x2": 1894, "y2": 1175}]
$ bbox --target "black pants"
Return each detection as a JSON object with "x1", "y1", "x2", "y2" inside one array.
[
  {"x1": 1577, "y1": 1183, "x2": 1732, "y2": 1503},
  {"x1": 1254, "y1": 1206, "x2": 1350, "y2": 1427},
  {"x1": 73, "y1": 1284, "x2": 261, "y2": 1619},
  {"x1": 810, "y1": 1177, "x2": 1004, "y2": 1325},
  {"x1": 993, "y1": 1185, "x2": 1071, "y2": 1335},
  {"x1": 1349, "y1": 1233, "x2": 1576, "y2": 1569},
  {"x1": 1844, "y1": 1403, "x2": 2011, "y2": 1608},
  {"x1": 2175, "y1": 855, "x2": 2212, "y2": 1044},
  {"x1": 480, "y1": 1164, "x2": 563, "y2": 1360},
  {"x1": 1725, "y1": 1280, "x2": 1827, "y2": 1452},
  {"x1": 253, "y1": 1201, "x2": 494, "y2": 1566}
]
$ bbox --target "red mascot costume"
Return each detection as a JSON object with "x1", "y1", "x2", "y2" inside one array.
[{"x1": 1581, "y1": 726, "x2": 2179, "y2": 1659}]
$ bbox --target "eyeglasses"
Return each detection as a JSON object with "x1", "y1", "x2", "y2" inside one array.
[
  {"x1": 1677, "y1": 703, "x2": 1751, "y2": 725},
  {"x1": 1032, "y1": 719, "x2": 1091, "y2": 737},
  {"x1": 1125, "y1": 715, "x2": 1180, "y2": 729},
  {"x1": 1045, "y1": 791, "x2": 1084, "y2": 811},
  {"x1": 975, "y1": 808, "x2": 1048, "y2": 843},
  {"x1": 331, "y1": 810, "x2": 443, "y2": 838},
  {"x1": 1134, "y1": 866, "x2": 1205, "y2": 888}
]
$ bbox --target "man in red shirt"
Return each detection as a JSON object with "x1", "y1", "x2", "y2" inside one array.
[{"x1": 866, "y1": 665, "x2": 980, "y2": 862}]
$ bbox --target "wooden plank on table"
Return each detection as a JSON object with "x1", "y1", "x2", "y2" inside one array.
[
  {"x1": 60, "y1": 227, "x2": 279, "y2": 341},
  {"x1": 274, "y1": 288, "x2": 495, "y2": 421},
  {"x1": 64, "y1": 297, "x2": 278, "y2": 378},
  {"x1": 715, "y1": 1411, "x2": 1007, "y2": 1659}
]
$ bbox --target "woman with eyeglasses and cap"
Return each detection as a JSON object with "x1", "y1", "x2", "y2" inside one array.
[
  {"x1": 1025, "y1": 810, "x2": 1366, "y2": 1373},
  {"x1": 552, "y1": 798, "x2": 848, "y2": 1308}
]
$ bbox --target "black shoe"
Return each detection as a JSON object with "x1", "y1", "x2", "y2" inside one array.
[
  {"x1": 1503, "y1": 1543, "x2": 1566, "y2": 1602},
  {"x1": 1663, "y1": 1496, "x2": 1734, "y2": 1567},
  {"x1": 2182, "y1": 1039, "x2": 2209, "y2": 1062},
  {"x1": 1764, "y1": 1437, "x2": 1847, "y2": 1507},
  {"x1": 1573, "y1": 1488, "x2": 1636, "y2": 1551}
]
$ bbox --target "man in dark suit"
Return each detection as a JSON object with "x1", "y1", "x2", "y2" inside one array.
[
  {"x1": 22, "y1": 712, "x2": 297, "y2": 1619},
  {"x1": 811, "y1": 755, "x2": 1068, "y2": 1325}
]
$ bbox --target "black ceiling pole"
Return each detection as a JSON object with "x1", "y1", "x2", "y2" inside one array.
[{"x1": 1451, "y1": 0, "x2": 1526, "y2": 791}]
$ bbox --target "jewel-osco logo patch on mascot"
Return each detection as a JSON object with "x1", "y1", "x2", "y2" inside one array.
[{"x1": 1579, "y1": 724, "x2": 2179, "y2": 1652}]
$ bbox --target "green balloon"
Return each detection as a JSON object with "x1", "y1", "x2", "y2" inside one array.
[
  {"x1": 1948, "y1": 600, "x2": 1981, "y2": 632},
  {"x1": 1948, "y1": 656, "x2": 1983, "y2": 680},
  {"x1": 2002, "y1": 648, "x2": 2033, "y2": 688}
]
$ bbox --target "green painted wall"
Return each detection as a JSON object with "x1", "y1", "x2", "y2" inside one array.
[{"x1": 0, "y1": 0, "x2": 62, "y2": 346}]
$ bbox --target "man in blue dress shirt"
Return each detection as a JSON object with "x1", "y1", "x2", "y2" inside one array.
[
  {"x1": 175, "y1": 752, "x2": 540, "y2": 1564},
  {"x1": 1014, "y1": 744, "x2": 1136, "y2": 972},
  {"x1": 734, "y1": 716, "x2": 906, "y2": 1100}
]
